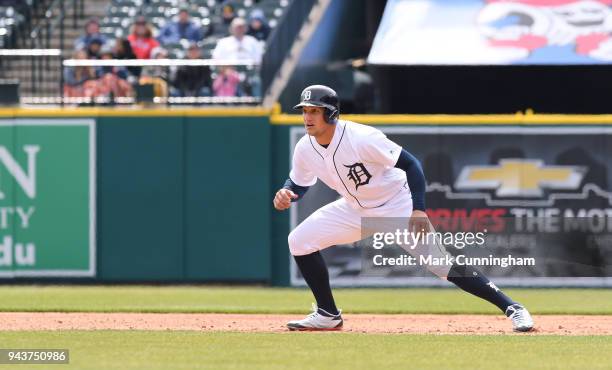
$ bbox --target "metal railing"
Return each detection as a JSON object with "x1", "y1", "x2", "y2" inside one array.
[
  {"x1": 59, "y1": 58, "x2": 262, "y2": 105},
  {"x1": 0, "y1": 0, "x2": 54, "y2": 48},
  {"x1": 0, "y1": 49, "x2": 63, "y2": 100},
  {"x1": 62, "y1": 59, "x2": 260, "y2": 67},
  {"x1": 0, "y1": 54, "x2": 263, "y2": 105},
  {"x1": 29, "y1": 0, "x2": 84, "y2": 49},
  {"x1": 26, "y1": 0, "x2": 84, "y2": 95},
  {"x1": 20, "y1": 96, "x2": 262, "y2": 105}
]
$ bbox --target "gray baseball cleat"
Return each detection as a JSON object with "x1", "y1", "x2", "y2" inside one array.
[
  {"x1": 505, "y1": 304, "x2": 534, "y2": 332},
  {"x1": 287, "y1": 304, "x2": 343, "y2": 331}
]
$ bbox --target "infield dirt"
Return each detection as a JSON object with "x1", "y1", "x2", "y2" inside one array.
[{"x1": 1, "y1": 313, "x2": 611, "y2": 335}]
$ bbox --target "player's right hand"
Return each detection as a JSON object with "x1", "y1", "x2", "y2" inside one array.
[{"x1": 273, "y1": 188, "x2": 298, "y2": 210}]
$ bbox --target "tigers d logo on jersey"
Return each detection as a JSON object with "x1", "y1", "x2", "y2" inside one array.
[{"x1": 344, "y1": 162, "x2": 371, "y2": 190}]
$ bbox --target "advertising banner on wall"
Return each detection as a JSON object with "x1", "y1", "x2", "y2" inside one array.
[
  {"x1": 368, "y1": 0, "x2": 612, "y2": 65},
  {"x1": 0, "y1": 119, "x2": 95, "y2": 277},
  {"x1": 290, "y1": 126, "x2": 612, "y2": 287}
]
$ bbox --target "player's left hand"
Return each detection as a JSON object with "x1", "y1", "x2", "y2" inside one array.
[{"x1": 409, "y1": 210, "x2": 430, "y2": 234}]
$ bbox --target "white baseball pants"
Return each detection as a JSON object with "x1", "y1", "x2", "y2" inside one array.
[{"x1": 288, "y1": 186, "x2": 452, "y2": 278}]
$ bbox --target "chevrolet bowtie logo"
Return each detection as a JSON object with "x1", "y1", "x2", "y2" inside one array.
[{"x1": 455, "y1": 159, "x2": 586, "y2": 197}]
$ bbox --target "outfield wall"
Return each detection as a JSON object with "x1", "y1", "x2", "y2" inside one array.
[
  {"x1": 272, "y1": 113, "x2": 612, "y2": 287},
  {"x1": 0, "y1": 108, "x2": 272, "y2": 283},
  {"x1": 1, "y1": 108, "x2": 612, "y2": 286}
]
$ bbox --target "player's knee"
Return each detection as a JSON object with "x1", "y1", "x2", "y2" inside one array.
[
  {"x1": 288, "y1": 229, "x2": 315, "y2": 256},
  {"x1": 287, "y1": 230, "x2": 302, "y2": 255},
  {"x1": 428, "y1": 262, "x2": 453, "y2": 279}
]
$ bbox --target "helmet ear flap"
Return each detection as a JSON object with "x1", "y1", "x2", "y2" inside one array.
[{"x1": 325, "y1": 108, "x2": 338, "y2": 123}]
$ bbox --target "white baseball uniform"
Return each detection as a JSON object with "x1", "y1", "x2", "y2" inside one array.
[{"x1": 287, "y1": 119, "x2": 452, "y2": 278}]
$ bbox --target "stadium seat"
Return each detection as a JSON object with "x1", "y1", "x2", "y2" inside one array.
[
  {"x1": 96, "y1": 0, "x2": 290, "y2": 47},
  {"x1": 0, "y1": 5, "x2": 26, "y2": 49}
]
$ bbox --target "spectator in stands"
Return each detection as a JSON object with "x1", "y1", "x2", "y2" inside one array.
[
  {"x1": 74, "y1": 18, "x2": 107, "y2": 51},
  {"x1": 94, "y1": 44, "x2": 134, "y2": 98},
  {"x1": 141, "y1": 46, "x2": 168, "y2": 81},
  {"x1": 114, "y1": 38, "x2": 136, "y2": 59},
  {"x1": 217, "y1": 3, "x2": 237, "y2": 36},
  {"x1": 212, "y1": 17, "x2": 263, "y2": 96},
  {"x1": 140, "y1": 46, "x2": 169, "y2": 98},
  {"x1": 113, "y1": 37, "x2": 141, "y2": 78},
  {"x1": 86, "y1": 37, "x2": 104, "y2": 59},
  {"x1": 212, "y1": 17, "x2": 262, "y2": 63},
  {"x1": 63, "y1": 50, "x2": 97, "y2": 98},
  {"x1": 97, "y1": 43, "x2": 129, "y2": 80},
  {"x1": 213, "y1": 66, "x2": 241, "y2": 97},
  {"x1": 171, "y1": 43, "x2": 212, "y2": 98},
  {"x1": 157, "y1": 7, "x2": 203, "y2": 45},
  {"x1": 247, "y1": 9, "x2": 270, "y2": 42},
  {"x1": 127, "y1": 16, "x2": 160, "y2": 59}
]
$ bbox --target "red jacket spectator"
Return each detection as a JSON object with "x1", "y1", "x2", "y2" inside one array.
[{"x1": 127, "y1": 16, "x2": 160, "y2": 59}]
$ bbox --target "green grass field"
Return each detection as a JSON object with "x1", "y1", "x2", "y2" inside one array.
[
  {"x1": 0, "y1": 286, "x2": 611, "y2": 370},
  {"x1": 0, "y1": 286, "x2": 611, "y2": 314},
  {"x1": 0, "y1": 332, "x2": 610, "y2": 370}
]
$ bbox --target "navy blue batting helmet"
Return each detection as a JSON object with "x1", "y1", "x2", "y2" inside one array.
[{"x1": 293, "y1": 85, "x2": 340, "y2": 123}]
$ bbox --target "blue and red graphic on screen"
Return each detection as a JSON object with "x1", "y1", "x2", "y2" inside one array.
[
  {"x1": 368, "y1": 0, "x2": 612, "y2": 65},
  {"x1": 480, "y1": 0, "x2": 612, "y2": 63}
]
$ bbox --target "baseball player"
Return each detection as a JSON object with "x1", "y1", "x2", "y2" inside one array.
[{"x1": 273, "y1": 85, "x2": 534, "y2": 332}]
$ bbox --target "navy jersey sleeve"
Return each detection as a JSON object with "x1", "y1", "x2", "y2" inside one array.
[
  {"x1": 394, "y1": 149, "x2": 426, "y2": 211},
  {"x1": 283, "y1": 178, "x2": 309, "y2": 202}
]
